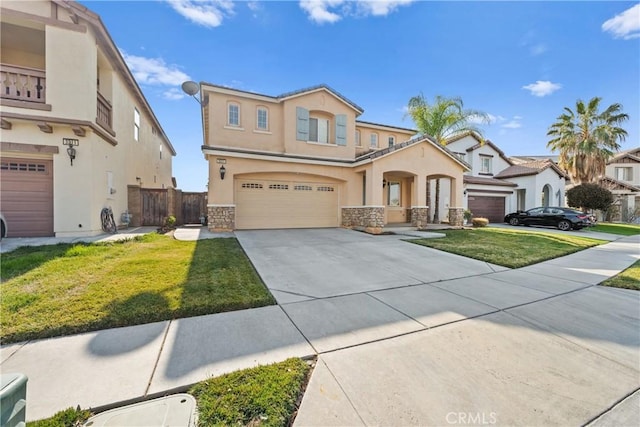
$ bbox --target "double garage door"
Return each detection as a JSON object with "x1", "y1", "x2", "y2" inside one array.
[
  {"x1": 235, "y1": 178, "x2": 339, "y2": 229},
  {"x1": 0, "y1": 158, "x2": 54, "y2": 237},
  {"x1": 468, "y1": 195, "x2": 505, "y2": 223}
]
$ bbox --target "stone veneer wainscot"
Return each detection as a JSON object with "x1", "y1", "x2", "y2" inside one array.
[
  {"x1": 341, "y1": 206, "x2": 385, "y2": 234},
  {"x1": 207, "y1": 205, "x2": 235, "y2": 231}
]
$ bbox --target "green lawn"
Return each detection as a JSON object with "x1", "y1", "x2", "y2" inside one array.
[
  {"x1": 411, "y1": 228, "x2": 605, "y2": 268},
  {"x1": 591, "y1": 222, "x2": 640, "y2": 236},
  {"x1": 1, "y1": 233, "x2": 275, "y2": 344},
  {"x1": 601, "y1": 260, "x2": 640, "y2": 291},
  {"x1": 29, "y1": 358, "x2": 311, "y2": 427}
]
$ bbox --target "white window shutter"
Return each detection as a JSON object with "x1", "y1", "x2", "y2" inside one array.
[{"x1": 296, "y1": 107, "x2": 309, "y2": 141}]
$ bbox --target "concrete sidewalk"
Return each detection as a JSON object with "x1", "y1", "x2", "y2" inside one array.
[{"x1": 1, "y1": 233, "x2": 638, "y2": 424}]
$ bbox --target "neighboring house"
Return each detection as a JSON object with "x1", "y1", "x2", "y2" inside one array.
[
  {"x1": 603, "y1": 147, "x2": 640, "y2": 222},
  {"x1": 0, "y1": 0, "x2": 176, "y2": 237},
  {"x1": 199, "y1": 83, "x2": 469, "y2": 232},
  {"x1": 442, "y1": 133, "x2": 567, "y2": 222}
]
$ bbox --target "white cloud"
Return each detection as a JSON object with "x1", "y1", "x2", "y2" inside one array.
[
  {"x1": 468, "y1": 113, "x2": 506, "y2": 125},
  {"x1": 522, "y1": 80, "x2": 562, "y2": 97},
  {"x1": 167, "y1": 0, "x2": 234, "y2": 28},
  {"x1": 299, "y1": 0, "x2": 414, "y2": 24},
  {"x1": 501, "y1": 120, "x2": 522, "y2": 129},
  {"x1": 120, "y1": 51, "x2": 190, "y2": 100},
  {"x1": 163, "y1": 88, "x2": 186, "y2": 100},
  {"x1": 529, "y1": 43, "x2": 547, "y2": 56},
  {"x1": 247, "y1": 1, "x2": 261, "y2": 17},
  {"x1": 602, "y1": 4, "x2": 640, "y2": 40},
  {"x1": 513, "y1": 115, "x2": 523, "y2": 120}
]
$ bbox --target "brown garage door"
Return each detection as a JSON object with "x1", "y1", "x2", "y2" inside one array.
[
  {"x1": 0, "y1": 158, "x2": 53, "y2": 237},
  {"x1": 468, "y1": 195, "x2": 505, "y2": 223},
  {"x1": 236, "y1": 178, "x2": 339, "y2": 229}
]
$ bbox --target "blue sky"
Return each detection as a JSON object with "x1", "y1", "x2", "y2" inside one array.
[{"x1": 83, "y1": 1, "x2": 640, "y2": 191}]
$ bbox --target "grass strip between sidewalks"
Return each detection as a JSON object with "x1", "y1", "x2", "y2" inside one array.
[
  {"x1": 600, "y1": 260, "x2": 640, "y2": 291},
  {"x1": 591, "y1": 222, "x2": 640, "y2": 236},
  {"x1": 410, "y1": 228, "x2": 605, "y2": 268},
  {"x1": 28, "y1": 358, "x2": 312, "y2": 427},
  {"x1": 1, "y1": 233, "x2": 275, "y2": 344}
]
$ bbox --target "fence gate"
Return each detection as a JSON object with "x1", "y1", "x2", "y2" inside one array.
[
  {"x1": 182, "y1": 192, "x2": 207, "y2": 224},
  {"x1": 141, "y1": 189, "x2": 168, "y2": 226}
]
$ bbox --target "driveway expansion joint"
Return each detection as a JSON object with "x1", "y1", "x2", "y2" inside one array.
[{"x1": 144, "y1": 320, "x2": 172, "y2": 397}]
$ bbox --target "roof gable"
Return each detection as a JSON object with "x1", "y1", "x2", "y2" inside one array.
[
  {"x1": 278, "y1": 84, "x2": 364, "y2": 114},
  {"x1": 495, "y1": 159, "x2": 567, "y2": 179},
  {"x1": 599, "y1": 177, "x2": 640, "y2": 192}
]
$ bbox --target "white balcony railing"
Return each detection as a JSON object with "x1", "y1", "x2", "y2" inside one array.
[{"x1": 0, "y1": 64, "x2": 46, "y2": 103}]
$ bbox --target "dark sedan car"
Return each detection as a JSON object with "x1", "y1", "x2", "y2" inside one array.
[{"x1": 504, "y1": 207, "x2": 594, "y2": 231}]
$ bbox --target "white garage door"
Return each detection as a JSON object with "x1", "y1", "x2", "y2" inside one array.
[{"x1": 235, "y1": 178, "x2": 339, "y2": 229}]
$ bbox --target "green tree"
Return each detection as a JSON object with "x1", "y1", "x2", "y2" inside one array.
[
  {"x1": 547, "y1": 97, "x2": 628, "y2": 185},
  {"x1": 406, "y1": 94, "x2": 488, "y2": 223},
  {"x1": 566, "y1": 183, "x2": 614, "y2": 212}
]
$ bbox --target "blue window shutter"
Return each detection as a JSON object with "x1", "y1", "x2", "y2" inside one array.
[
  {"x1": 296, "y1": 107, "x2": 309, "y2": 141},
  {"x1": 335, "y1": 114, "x2": 347, "y2": 146}
]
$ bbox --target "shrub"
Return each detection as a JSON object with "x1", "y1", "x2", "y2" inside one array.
[
  {"x1": 463, "y1": 210, "x2": 473, "y2": 221},
  {"x1": 165, "y1": 215, "x2": 177, "y2": 228},
  {"x1": 472, "y1": 217, "x2": 489, "y2": 227},
  {"x1": 567, "y1": 184, "x2": 613, "y2": 211}
]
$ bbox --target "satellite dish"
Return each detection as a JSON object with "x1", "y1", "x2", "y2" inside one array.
[{"x1": 181, "y1": 81, "x2": 199, "y2": 96}]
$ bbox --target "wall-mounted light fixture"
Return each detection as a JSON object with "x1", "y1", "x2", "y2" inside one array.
[
  {"x1": 219, "y1": 165, "x2": 226, "y2": 180},
  {"x1": 383, "y1": 179, "x2": 388, "y2": 188},
  {"x1": 63, "y1": 138, "x2": 79, "y2": 166},
  {"x1": 181, "y1": 81, "x2": 209, "y2": 107},
  {"x1": 463, "y1": 189, "x2": 467, "y2": 195}
]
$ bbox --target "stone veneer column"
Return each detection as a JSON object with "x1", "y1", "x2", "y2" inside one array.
[
  {"x1": 207, "y1": 204, "x2": 235, "y2": 231},
  {"x1": 448, "y1": 207, "x2": 464, "y2": 227},
  {"x1": 341, "y1": 206, "x2": 385, "y2": 234},
  {"x1": 411, "y1": 206, "x2": 429, "y2": 228}
]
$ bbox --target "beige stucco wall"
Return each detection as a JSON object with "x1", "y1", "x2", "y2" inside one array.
[
  {"x1": 1, "y1": 1, "x2": 174, "y2": 236},
  {"x1": 355, "y1": 123, "x2": 416, "y2": 155}
]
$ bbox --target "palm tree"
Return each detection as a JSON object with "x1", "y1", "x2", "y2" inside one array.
[
  {"x1": 547, "y1": 97, "x2": 628, "y2": 184},
  {"x1": 406, "y1": 94, "x2": 489, "y2": 222}
]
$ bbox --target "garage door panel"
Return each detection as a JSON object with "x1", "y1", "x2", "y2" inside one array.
[
  {"x1": 236, "y1": 179, "x2": 339, "y2": 229},
  {"x1": 0, "y1": 158, "x2": 53, "y2": 237},
  {"x1": 468, "y1": 196, "x2": 505, "y2": 223}
]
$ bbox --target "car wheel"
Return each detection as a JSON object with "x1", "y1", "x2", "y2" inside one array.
[
  {"x1": 509, "y1": 217, "x2": 519, "y2": 226},
  {"x1": 557, "y1": 220, "x2": 571, "y2": 231}
]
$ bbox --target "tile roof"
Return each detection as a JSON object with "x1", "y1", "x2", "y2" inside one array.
[
  {"x1": 495, "y1": 159, "x2": 567, "y2": 179},
  {"x1": 278, "y1": 84, "x2": 364, "y2": 113},
  {"x1": 355, "y1": 120, "x2": 417, "y2": 133},
  {"x1": 463, "y1": 175, "x2": 517, "y2": 187},
  {"x1": 599, "y1": 176, "x2": 640, "y2": 192}
]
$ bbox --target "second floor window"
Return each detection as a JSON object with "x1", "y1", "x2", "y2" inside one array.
[
  {"x1": 615, "y1": 167, "x2": 632, "y2": 181},
  {"x1": 309, "y1": 117, "x2": 329, "y2": 143},
  {"x1": 134, "y1": 108, "x2": 140, "y2": 141},
  {"x1": 256, "y1": 107, "x2": 268, "y2": 130},
  {"x1": 388, "y1": 136, "x2": 395, "y2": 147},
  {"x1": 480, "y1": 156, "x2": 492, "y2": 174},
  {"x1": 355, "y1": 130, "x2": 361, "y2": 146},
  {"x1": 228, "y1": 103, "x2": 240, "y2": 126},
  {"x1": 370, "y1": 133, "x2": 378, "y2": 148}
]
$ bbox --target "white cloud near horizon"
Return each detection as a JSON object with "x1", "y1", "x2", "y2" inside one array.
[
  {"x1": 501, "y1": 120, "x2": 522, "y2": 129},
  {"x1": 167, "y1": 0, "x2": 234, "y2": 28},
  {"x1": 299, "y1": 0, "x2": 414, "y2": 24},
  {"x1": 522, "y1": 80, "x2": 562, "y2": 97},
  {"x1": 121, "y1": 51, "x2": 190, "y2": 100},
  {"x1": 602, "y1": 4, "x2": 640, "y2": 40}
]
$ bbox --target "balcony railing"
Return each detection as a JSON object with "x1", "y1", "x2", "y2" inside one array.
[
  {"x1": 96, "y1": 91, "x2": 112, "y2": 130},
  {"x1": 0, "y1": 64, "x2": 46, "y2": 103}
]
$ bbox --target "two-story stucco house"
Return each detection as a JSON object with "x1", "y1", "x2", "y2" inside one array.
[
  {"x1": 0, "y1": 0, "x2": 176, "y2": 238},
  {"x1": 603, "y1": 147, "x2": 640, "y2": 222},
  {"x1": 199, "y1": 83, "x2": 469, "y2": 233},
  {"x1": 442, "y1": 133, "x2": 567, "y2": 222}
]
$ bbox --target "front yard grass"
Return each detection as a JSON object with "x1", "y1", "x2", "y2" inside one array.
[
  {"x1": 411, "y1": 228, "x2": 605, "y2": 268},
  {"x1": 591, "y1": 222, "x2": 640, "y2": 236},
  {"x1": 1, "y1": 233, "x2": 275, "y2": 344},
  {"x1": 600, "y1": 260, "x2": 640, "y2": 291},
  {"x1": 29, "y1": 358, "x2": 311, "y2": 427}
]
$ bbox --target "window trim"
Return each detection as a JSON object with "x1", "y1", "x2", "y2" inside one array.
[
  {"x1": 387, "y1": 181, "x2": 401, "y2": 207},
  {"x1": 355, "y1": 130, "x2": 361, "y2": 147},
  {"x1": 480, "y1": 155, "x2": 492, "y2": 174},
  {"x1": 370, "y1": 132, "x2": 378, "y2": 148},
  {"x1": 615, "y1": 166, "x2": 632, "y2": 181},
  {"x1": 227, "y1": 101, "x2": 240, "y2": 127},
  {"x1": 309, "y1": 116, "x2": 330, "y2": 144},
  {"x1": 388, "y1": 135, "x2": 395, "y2": 147},
  {"x1": 256, "y1": 106, "x2": 269, "y2": 131}
]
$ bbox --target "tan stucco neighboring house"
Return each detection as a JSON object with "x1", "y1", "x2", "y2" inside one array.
[
  {"x1": 199, "y1": 83, "x2": 469, "y2": 232},
  {"x1": 0, "y1": 0, "x2": 176, "y2": 237}
]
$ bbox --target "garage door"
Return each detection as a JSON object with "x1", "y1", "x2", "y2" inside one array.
[
  {"x1": 235, "y1": 178, "x2": 339, "y2": 229},
  {"x1": 468, "y1": 195, "x2": 505, "y2": 223},
  {"x1": 0, "y1": 158, "x2": 54, "y2": 237}
]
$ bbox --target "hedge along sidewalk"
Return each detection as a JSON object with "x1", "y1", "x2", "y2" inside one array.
[
  {"x1": 1, "y1": 233, "x2": 275, "y2": 344},
  {"x1": 410, "y1": 227, "x2": 606, "y2": 269}
]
